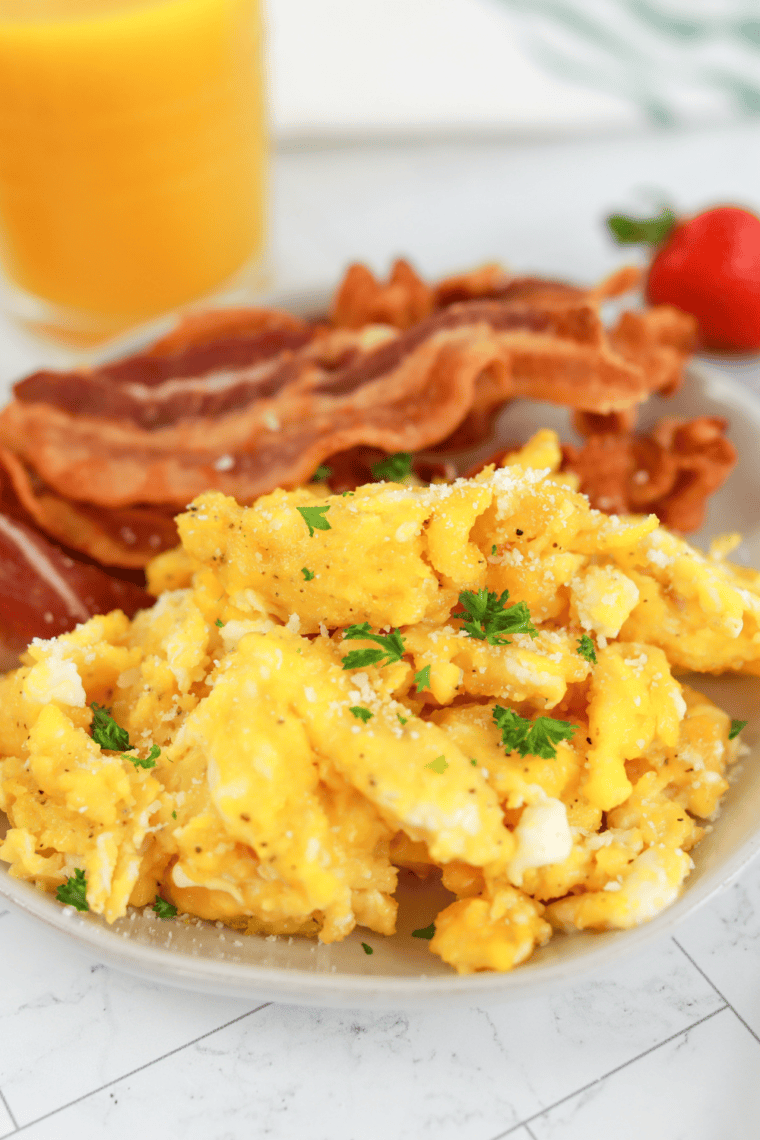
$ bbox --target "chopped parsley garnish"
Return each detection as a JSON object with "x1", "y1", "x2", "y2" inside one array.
[
  {"x1": 90, "y1": 703, "x2": 159, "y2": 767},
  {"x1": 414, "y1": 664, "x2": 432, "y2": 693},
  {"x1": 470, "y1": 758, "x2": 478, "y2": 766},
  {"x1": 491, "y1": 545, "x2": 498, "y2": 556},
  {"x1": 171, "y1": 810, "x2": 177, "y2": 820},
  {"x1": 215, "y1": 618, "x2": 224, "y2": 628},
  {"x1": 729, "y1": 719, "x2": 748, "y2": 740},
  {"x1": 411, "y1": 922, "x2": 435, "y2": 940},
  {"x1": 313, "y1": 464, "x2": 332, "y2": 481},
  {"x1": 455, "y1": 589, "x2": 537, "y2": 646},
  {"x1": 349, "y1": 706, "x2": 373, "y2": 723},
  {"x1": 129, "y1": 745, "x2": 160, "y2": 770},
  {"x1": 576, "y1": 634, "x2": 597, "y2": 664},
  {"x1": 301, "y1": 567, "x2": 316, "y2": 581},
  {"x1": 341, "y1": 491, "x2": 354, "y2": 498},
  {"x1": 152, "y1": 895, "x2": 178, "y2": 919},
  {"x1": 341, "y1": 623, "x2": 406, "y2": 670},
  {"x1": 425, "y1": 755, "x2": 449, "y2": 774},
  {"x1": 397, "y1": 713, "x2": 408, "y2": 726},
  {"x1": 371, "y1": 451, "x2": 413, "y2": 482},
  {"x1": 56, "y1": 869, "x2": 89, "y2": 912},
  {"x1": 361, "y1": 942, "x2": 374, "y2": 955},
  {"x1": 297, "y1": 504, "x2": 331, "y2": 536},
  {"x1": 90, "y1": 702, "x2": 131, "y2": 751},
  {"x1": 492, "y1": 705, "x2": 576, "y2": 759}
]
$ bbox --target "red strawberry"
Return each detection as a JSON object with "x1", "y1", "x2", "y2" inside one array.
[{"x1": 607, "y1": 204, "x2": 760, "y2": 352}]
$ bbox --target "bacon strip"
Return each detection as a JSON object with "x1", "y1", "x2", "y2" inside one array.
[
  {"x1": 560, "y1": 415, "x2": 736, "y2": 533},
  {"x1": 0, "y1": 510, "x2": 151, "y2": 665},
  {"x1": 0, "y1": 260, "x2": 699, "y2": 572},
  {"x1": 329, "y1": 258, "x2": 642, "y2": 328},
  {"x1": 0, "y1": 298, "x2": 679, "y2": 514},
  {"x1": 16, "y1": 326, "x2": 314, "y2": 430},
  {"x1": 0, "y1": 448, "x2": 178, "y2": 568},
  {"x1": 330, "y1": 259, "x2": 434, "y2": 330}
]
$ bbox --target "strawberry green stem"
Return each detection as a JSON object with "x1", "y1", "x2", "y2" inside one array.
[{"x1": 606, "y1": 206, "x2": 677, "y2": 246}]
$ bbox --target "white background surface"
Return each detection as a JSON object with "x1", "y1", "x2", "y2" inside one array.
[
  {"x1": 2, "y1": 120, "x2": 760, "y2": 1137},
  {"x1": 266, "y1": 0, "x2": 641, "y2": 140}
]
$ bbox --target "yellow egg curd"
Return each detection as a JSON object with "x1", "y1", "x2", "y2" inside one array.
[{"x1": 0, "y1": 430, "x2": 755, "y2": 973}]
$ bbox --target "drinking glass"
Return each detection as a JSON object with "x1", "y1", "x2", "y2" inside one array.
[{"x1": 0, "y1": 0, "x2": 267, "y2": 348}]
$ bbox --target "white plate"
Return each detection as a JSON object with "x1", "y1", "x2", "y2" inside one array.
[{"x1": 2, "y1": 359, "x2": 760, "y2": 1009}]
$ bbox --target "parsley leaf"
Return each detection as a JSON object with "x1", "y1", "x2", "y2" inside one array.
[
  {"x1": 361, "y1": 942, "x2": 374, "y2": 955},
  {"x1": 91, "y1": 703, "x2": 159, "y2": 767},
  {"x1": 341, "y1": 623, "x2": 406, "y2": 670},
  {"x1": 397, "y1": 713, "x2": 408, "y2": 726},
  {"x1": 297, "y1": 504, "x2": 331, "y2": 537},
  {"x1": 215, "y1": 618, "x2": 224, "y2": 628},
  {"x1": 56, "y1": 868, "x2": 89, "y2": 912},
  {"x1": 313, "y1": 464, "x2": 332, "y2": 481},
  {"x1": 90, "y1": 702, "x2": 131, "y2": 751},
  {"x1": 129, "y1": 744, "x2": 160, "y2": 769},
  {"x1": 371, "y1": 452, "x2": 413, "y2": 481},
  {"x1": 455, "y1": 589, "x2": 537, "y2": 646},
  {"x1": 425, "y1": 755, "x2": 448, "y2": 774},
  {"x1": 470, "y1": 758, "x2": 478, "y2": 766},
  {"x1": 301, "y1": 567, "x2": 315, "y2": 581},
  {"x1": 411, "y1": 922, "x2": 436, "y2": 940},
  {"x1": 349, "y1": 706, "x2": 373, "y2": 723},
  {"x1": 414, "y1": 664, "x2": 432, "y2": 693},
  {"x1": 729, "y1": 719, "x2": 748, "y2": 740},
  {"x1": 492, "y1": 705, "x2": 576, "y2": 759},
  {"x1": 491, "y1": 545, "x2": 498, "y2": 556},
  {"x1": 576, "y1": 634, "x2": 597, "y2": 664},
  {"x1": 152, "y1": 895, "x2": 178, "y2": 919}
]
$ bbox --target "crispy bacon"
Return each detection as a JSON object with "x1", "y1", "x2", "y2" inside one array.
[
  {"x1": 0, "y1": 448, "x2": 178, "y2": 568},
  {"x1": 608, "y1": 306, "x2": 698, "y2": 400},
  {"x1": 330, "y1": 259, "x2": 434, "y2": 330},
  {"x1": 0, "y1": 259, "x2": 700, "y2": 580},
  {"x1": 15, "y1": 325, "x2": 314, "y2": 429},
  {"x1": 560, "y1": 415, "x2": 736, "y2": 532},
  {"x1": 0, "y1": 510, "x2": 151, "y2": 667},
  {"x1": 0, "y1": 297, "x2": 684, "y2": 516},
  {"x1": 330, "y1": 258, "x2": 643, "y2": 328}
]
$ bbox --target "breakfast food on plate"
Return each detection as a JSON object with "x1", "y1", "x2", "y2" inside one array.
[
  {"x1": 0, "y1": 432, "x2": 754, "y2": 974},
  {"x1": 0, "y1": 460, "x2": 152, "y2": 669},
  {"x1": 608, "y1": 203, "x2": 760, "y2": 351},
  {"x1": 0, "y1": 258, "x2": 709, "y2": 579},
  {"x1": 538, "y1": 413, "x2": 734, "y2": 533}
]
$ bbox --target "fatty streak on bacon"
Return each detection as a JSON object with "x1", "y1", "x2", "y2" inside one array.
[
  {"x1": 1, "y1": 298, "x2": 670, "y2": 515},
  {"x1": 0, "y1": 511, "x2": 151, "y2": 668},
  {"x1": 0, "y1": 447, "x2": 178, "y2": 569},
  {"x1": 16, "y1": 326, "x2": 314, "y2": 430}
]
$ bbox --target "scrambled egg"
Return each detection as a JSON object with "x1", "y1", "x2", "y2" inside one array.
[{"x1": 0, "y1": 430, "x2": 755, "y2": 973}]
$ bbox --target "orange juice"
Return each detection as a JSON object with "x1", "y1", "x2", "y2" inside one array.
[{"x1": 0, "y1": 0, "x2": 266, "y2": 338}]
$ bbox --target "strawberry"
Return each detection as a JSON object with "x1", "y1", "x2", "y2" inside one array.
[{"x1": 607, "y1": 204, "x2": 760, "y2": 352}]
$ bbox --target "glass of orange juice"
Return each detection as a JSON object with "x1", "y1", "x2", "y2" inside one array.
[{"x1": 0, "y1": 0, "x2": 267, "y2": 348}]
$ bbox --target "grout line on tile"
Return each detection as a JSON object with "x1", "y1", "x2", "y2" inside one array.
[
  {"x1": 673, "y1": 936, "x2": 760, "y2": 1046},
  {"x1": 8, "y1": 1001, "x2": 272, "y2": 1136},
  {"x1": 0, "y1": 1087, "x2": 18, "y2": 1133},
  {"x1": 523, "y1": 1125, "x2": 539, "y2": 1140},
  {"x1": 485, "y1": 1003, "x2": 729, "y2": 1140}
]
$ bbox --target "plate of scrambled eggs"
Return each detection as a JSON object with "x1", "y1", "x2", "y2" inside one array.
[{"x1": 1, "y1": 360, "x2": 759, "y2": 1008}]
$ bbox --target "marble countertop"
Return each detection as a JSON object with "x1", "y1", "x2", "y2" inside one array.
[{"x1": 2, "y1": 121, "x2": 760, "y2": 1140}]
